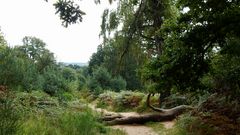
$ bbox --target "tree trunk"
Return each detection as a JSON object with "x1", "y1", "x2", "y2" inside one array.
[
  {"x1": 103, "y1": 105, "x2": 193, "y2": 125},
  {"x1": 101, "y1": 94, "x2": 193, "y2": 125}
]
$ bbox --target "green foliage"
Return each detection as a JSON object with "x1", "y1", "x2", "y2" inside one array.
[
  {"x1": 13, "y1": 91, "x2": 59, "y2": 115},
  {"x1": 110, "y1": 76, "x2": 127, "y2": 92},
  {"x1": 88, "y1": 46, "x2": 105, "y2": 75},
  {"x1": 0, "y1": 32, "x2": 7, "y2": 48},
  {"x1": 167, "y1": 114, "x2": 215, "y2": 135},
  {"x1": 92, "y1": 66, "x2": 111, "y2": 89},
  {"x1": 0, "y1": 90, "x2": 124, "y2": 135},
  {"x1": 53, "y1": 0, "x2": 86, "y2": 27},
  {"x1": 0, "y1": 47, "x2": 24, "y2": 87},
  {"x1": 20, "y1": 36, "x2": 56, "y2": 73},
  {"x1": 0, "y1": 47, "x2": 39, "y2": 91},
  {"x1": 77, "y1": 74, "x2": 87, "y2": 90},
  {"x1": 97, "y1": 0, "x2": 179, "y2": 91},
  {"x1": 118, "y1": 52, "x2": 144, "y2": 90},
  {"x1": 96, "y1": 91, "x2": 116, "y2": 109},
  {"x1": 96, "y1": 90, "x2": 145, "y2": 112},
  {"x1": 19, "y1": 108, "x2": 108, "y2": 135},
  {"x1": 96, "y1": 0, "x2": 240, "y2": 104},
  {"x1": 59, "y1": 111, "x2": 101, "y2": 135},
  {"x1": 100, "y1": 9, "x2": 110, "y2": 43},
  {"x1": 88, "y1": 66, "x2": 126, "y2": 94},
  {"x1": 139, "y1": 0, "x2": 240, "y2": 99},
  {"x1": 210, "y1": 38, "x2": 240, "y2": 99},
  {"x1": 61, "y1": 67, "x2": 79, "y2": 92},
  {"x1": 21, "y1": 36, "x2": 47, "y2": 61},
  {"x1": 113, "y1": 91, "x2": 144, "y2": 111},
  {"x1": 6, "y1": 90, "x2": 125, "y2": 135},
  {"x1": 0, "y1": 98, "x2": 20, "y2": 135},
  {"x1": 62, "y1": 67, "x2": 77, "y2": 82},
  {"x1": 105, "y1": 128, "x2": 127, "y2": 135},
  {"x1": 136, "y1": 94, "x2": 159, "y2": 113},
  {"x1": 42, "y1": 67, "x2": 67, "y2": 96},
  {"x1": 67, "y1": 81, "x2": 79, "y2": 92},
  {"x1": 58, "y1": 92, "x2": 74, "y2": 102},
  {"x1": 109, "y1": 11, "x2": 119, "y2": 30},
  {"x1": 88, "y1": 39, "x2": 145, "y2": 90},
  {"x1": 19, "y1": 114, "x2": 60, "y2": 135},
  {"x1": 0, "y1": 36, "x2": 61, "y2": 92}
]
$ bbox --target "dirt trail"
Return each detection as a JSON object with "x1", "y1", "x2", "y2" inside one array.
[
  {"x1": 112, "y1": 125, "x2": 158, "y2": 135},
  {"x1": 88, "y1": 104, "x2": 174, "y2": 135}
]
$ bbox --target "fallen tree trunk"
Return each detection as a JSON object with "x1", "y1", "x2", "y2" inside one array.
[
  {"x1": 103, "y1": 105, "x2": 192, "y2": 125},
  {"x1": 102, "y1": 114, "x2": 123, "y2": 121},
  {"x1": 102, "y1": 94, "x2": 193, "y2": 125}
]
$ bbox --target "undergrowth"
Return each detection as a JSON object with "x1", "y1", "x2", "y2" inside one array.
[
  {"x1": 96, "y1": 90, "x2": 147, "y2": 112},
  {"x1": 0, "y1": 99, "x2": 21, "y2": 135},
  {"x1": 0, "y1": 91, "x2": 126, "y2": 135},
  {"x1": 19, "y1": 111, "x2": 106, "y2": 135}
]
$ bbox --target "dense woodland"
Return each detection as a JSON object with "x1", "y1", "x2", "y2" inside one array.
[{"x1": 0, "y1": 0, "x2": 240, "y2": 135}]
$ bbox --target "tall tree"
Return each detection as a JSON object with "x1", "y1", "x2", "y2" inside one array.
[
  {"x1": 18, "y1": 36, "x2": 56, "y2": 73},
  {"x1": 142, "y1": 0, "x2": 240, "y2": 95}
]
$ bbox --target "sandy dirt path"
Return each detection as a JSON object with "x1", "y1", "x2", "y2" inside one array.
[
  {"x1": 88, "y1": 104, "x2": 174, "y2": 135},
  {"x1": 112, "y1": 125, "x2": 158, "y2": 135}
]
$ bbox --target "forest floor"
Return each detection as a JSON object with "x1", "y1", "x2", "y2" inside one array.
[{"x1": 88, "y1": 104, "x2": 175, "y2": 135}]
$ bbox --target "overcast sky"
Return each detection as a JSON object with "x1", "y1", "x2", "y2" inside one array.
[{"x1": 0, "y1": 0, "x2": 115, "y2": 63}]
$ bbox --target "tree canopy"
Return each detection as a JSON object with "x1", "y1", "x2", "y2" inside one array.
[{"x1": 88, "y1": 0, "x2": 240, "y2": 100}]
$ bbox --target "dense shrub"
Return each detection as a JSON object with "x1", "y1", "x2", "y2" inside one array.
[
  {"x1": 88, "y1": 67, "x2": 111, "y2": 91},
  {"x1": 13, "y1": 91, "x2": 60, "y2": 116},
  {"x1": 88, "y1": 67, "x2": 126, "y2": 94},
  {"x1": 110, "y1": 76, "x2": 127, "y2": 92},
  {"x1": 61, "y1": 67, "x2": 77, "y2": 82},
  {"x1": 77, "y1": 74, "x2": 87, "y2": 90},
  {"x1": 211, "y1": 54, "x2": 240, "y2": 100},
  {"x1": 174, "y1": 114, "x2": 215, "y2": 135},
  {"x1": 113, "y1": 91, "x2": 144, "y2": 111},
  {"x1": 59, "y1": 111, "x2": 102, "y2": 135},
  {"x1": 0, "y1": 47, "x2": 39, "y2": 91},
  {"x1": 96, "y1": 91, "x2": 116, "y2": 108},
  {"x1": 96, "y1": 91, "x2": 145, "y2": 111},
  {"x1": 42, "y1": 67, "x2": 67, "y2": 96}
]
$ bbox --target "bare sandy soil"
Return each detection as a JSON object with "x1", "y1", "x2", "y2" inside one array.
[
  {"x1": 112, "y1": 125, "x2": 158, "y2": 135},
  {"x1": 161, "y1": 121, "x2": 175, "y2": 129}
]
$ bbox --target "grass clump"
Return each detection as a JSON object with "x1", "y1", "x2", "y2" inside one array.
[
  {"x1": 105, "y1": 128, "x2": 127, "y2": 135},
  {"x1": 136, "y1": 95, "x2": 159, "y2": 113},
  {"x1": 0, "y1": 99, "x2": 21, "y2": 135},
  {"x1": 59, "y1": 111, "x2": 102, "y2": 135},
  {"x1": 19, "y1": 114, "x2": 60, "y2": 135},
  {"x1": 146, "y1": 113, "x2": 216, "y2": 135},
  {"x1": 19, "y1": 109, "x2": 126, "y2": 135},
  {"x1": 166, "y1": 113, "x2": 215, "y2": 135},
  {"x1": 146, "y1": 122, "x2": 167, "y2": 135},
  {"x1": 17, "y1": 98, "x2": 114, "y2": 135}
]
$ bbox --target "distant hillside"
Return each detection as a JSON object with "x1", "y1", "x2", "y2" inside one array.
[{"x1": 60, "y1": 62, "x2": 88, "y2": 67}]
